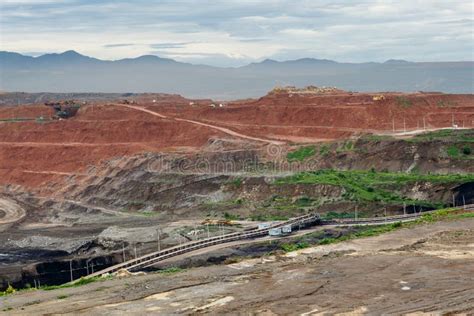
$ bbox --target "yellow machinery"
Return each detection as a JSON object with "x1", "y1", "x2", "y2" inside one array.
[{"x1": 201, "y1": 219, "x2": 234, "y2": 226}]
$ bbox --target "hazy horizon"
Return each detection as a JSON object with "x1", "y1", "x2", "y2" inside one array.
[
  {"x1": 3, "y1": 50, "x2": 474, "y2": 68},
  {"x1": 1, "y1": 0, "x2": 473, "y2": 67}
]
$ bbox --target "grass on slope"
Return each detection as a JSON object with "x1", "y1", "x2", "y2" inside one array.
[
  {"x1": 287, "y1": 146, "x2": 316, "y2": 162},
  {"x1": 0, "y1": 266, "x2": 185, "y2": 298},
  {"x1": 275, "y1": 169, "x2": 474, "y2": 207},
  {"x1": 408, "y1": 129, "x2": 474, "y2": 143}
]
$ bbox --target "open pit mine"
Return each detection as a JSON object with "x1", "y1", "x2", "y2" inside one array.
[{"x1": 0, "y1": 87, "x2": 473, "y2": 314}]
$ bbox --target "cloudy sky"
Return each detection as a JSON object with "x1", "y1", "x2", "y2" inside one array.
[{"x1": 1, "y1": 0, "x2": 473, "y2": 66}]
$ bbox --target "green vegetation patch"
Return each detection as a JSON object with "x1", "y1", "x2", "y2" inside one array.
[
  {"x1": 228, "y1": 177, "x2": 243, "y2": 187},
  {"x1": 447, "y1": 145, "x2": 459, "y2": 157},
  {"x1": 445, "y1": 144, "x2": 473, "y2": 159},
  {"x1": 41, "y1": 276, "x2": 110, "y2": 291},
  {"x1": 408, "y1": 129, "x2": 474, "y2": 143},
  {"x1": 275, "y1": 169, "x2": 474, "y2": 206},
  {"x1": 323, "y1": 211, "x2": 359, "y2": 220},
  {"x1": 0, "y1": 284, "x2": 16, "y2": 296},
  {"x1": 337, "y1": 140, "x2": 354, "y2": 153},
  {"x1": 281, "y1": 241, "x2": 310, "y2": 252},
  {"x1": 287, "y1": 146, "x2": 316, "y2": 162},
  {"x1": 0, "y1": 275, "x2": 112, "y2": 297}
]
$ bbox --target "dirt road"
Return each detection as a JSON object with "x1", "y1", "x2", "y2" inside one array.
[
  {"x1": 0, "y1": 198, "x2": 25, "y2": 228},
  {"x1": 118, "y1": 104, "x2": 285, "y2": 145}
]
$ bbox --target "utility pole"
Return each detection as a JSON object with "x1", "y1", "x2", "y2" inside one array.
[
  {"x1": 392, "y1": 118, "x2": 395, "y2": 132},
  {"x1": 69, "y1": 260, "x2": 73, "y2": 282},
  {"x1": 403, "y1": 202, "x2": 406, "y2": 215},
  {"x1": 122, "y1": 242, "x2": 126, "y2": 262},
  {"x1": 355, "y1": 205, "x2": 358, "y2": 220},
  {"x1": 134, "y1": 244, "x2": 137, "y2": 259},
  {"x1": 86, "y1": 261, "x2": 89, "y2": 275},
  {"x1": 156, "y1": 227, "x2": 161, "y2": 252},
  {"x1": 403, "y1": 118, "x2": 406, "y2": 132},
  {"x1": 452, "y1": 194, "x2": 456, "y2": 207},
  {"x1": 207, "y1": 223, "x2": 210, "y2": 239},
  {"x1": 423, "y1": 117, "x2": 426, "y2": 130},
  {"x1": 463, "y1": 195, "x2": 466, "y2": 209}
]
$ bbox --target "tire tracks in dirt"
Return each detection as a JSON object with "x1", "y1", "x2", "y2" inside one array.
[
  {"x1": 117, "y1": 104, "x2": 285, "y2": 145},
  {"x1": 0, "y1": 197, "x2": 26, "y2": 226}
]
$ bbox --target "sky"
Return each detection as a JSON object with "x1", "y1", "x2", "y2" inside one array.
[{"x1": 0, "y1": 0, "x2": 473, "y2": 67}]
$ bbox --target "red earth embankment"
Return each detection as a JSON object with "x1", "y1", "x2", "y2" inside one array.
[
  {"x1": 154, "y1": 92, "x2": 474, "y2": 140},
  {"x1": 0, "y1": 103, "x2": 226, "y2": 187},
  {"x1": 0, "y1": 91, "x2": 473, "y2": 188}
]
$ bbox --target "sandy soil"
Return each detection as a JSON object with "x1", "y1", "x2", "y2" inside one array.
[{"x1": 1, "y1": 218, "x2": 473, "y2": 315}]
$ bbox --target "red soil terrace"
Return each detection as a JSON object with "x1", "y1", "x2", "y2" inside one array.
[{"x1": 0, "y1": 91, "x2": 473, "y2": 188}]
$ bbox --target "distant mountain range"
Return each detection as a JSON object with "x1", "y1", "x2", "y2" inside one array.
[{"x1": 1, "y1": 50, "x2": 472, "y2": 99}]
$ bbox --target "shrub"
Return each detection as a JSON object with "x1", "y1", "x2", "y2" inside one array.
[
  {"x1": 281, "y1": 241, "x2": 309, "y2": 252},
  {"x1": 158, "y1": 267, "x2": 184, "y2": 274},
  {"x1": 447, "y1": 146, "x2": 459, "y2": 157},
  {"x1": 287, "y1": 146, "x2": 316, "y2": 161},
  {"x1": 229, "y1": 177, "x2": 242, "y2": 187},
  {"x1": 462, "y1": 146, "x2": 471, "y2": 155},
  {"x1": 5, "y1": 285, "x2": 16, "y2": 295}
]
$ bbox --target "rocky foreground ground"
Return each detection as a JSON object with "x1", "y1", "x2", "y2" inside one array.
[{"x1": 1, "y1": 217, "x2": 473, "y2": 315}]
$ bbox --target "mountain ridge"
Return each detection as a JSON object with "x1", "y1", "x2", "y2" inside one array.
[
  {"x1": 3, "y1": 50, "x2": 473, "y2": 67},
  {"x1": 1, "y1": 50, "x2": 473, "y2": 99}
]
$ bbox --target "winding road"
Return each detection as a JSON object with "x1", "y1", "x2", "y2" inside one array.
[
  {"x1": 0, "y1": 197, "x2": 26, "y2": 227},
  {"x1": 117, "y1": 104, "x2": 285, "y2": 145}
]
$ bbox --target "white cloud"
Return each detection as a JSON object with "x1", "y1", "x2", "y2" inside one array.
[{"x1": 1, "y1": 0, "x2": 472, "y2": 65}]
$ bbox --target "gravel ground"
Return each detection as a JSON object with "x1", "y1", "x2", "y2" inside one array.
[{"x1": 1, "y1": 218, "x2": 473, "y2": 315}]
